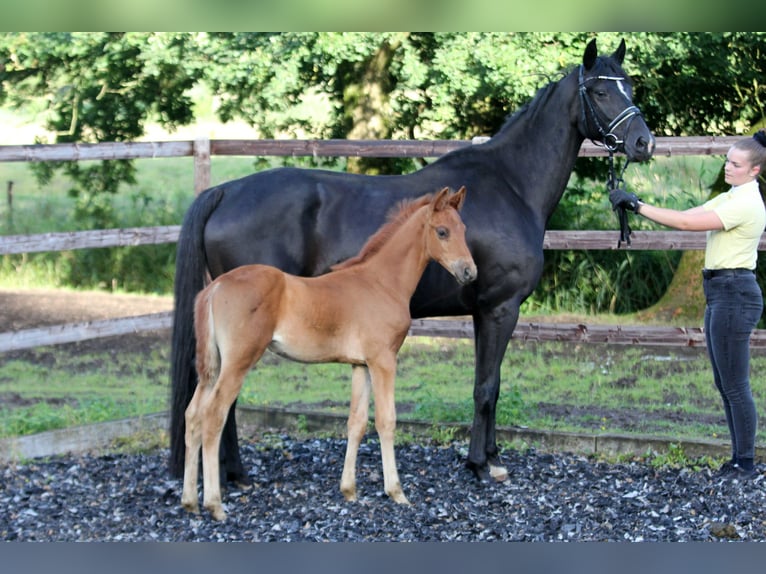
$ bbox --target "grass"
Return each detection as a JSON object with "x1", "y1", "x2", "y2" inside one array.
[
  {"x1": 0, "y1": 338, "x2": 170, "y2": 437},
  {"x1": 3, "y1": 331, "x2": 764, "y2": 449}
]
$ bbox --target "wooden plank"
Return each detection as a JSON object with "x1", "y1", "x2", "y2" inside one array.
[
  {"x1": 8, "y1": 228, "x2": 766, "y2": 256},
  {"x1": 0, "y1": 312, "x2": 173, "y2": 353},
  {"x1": 5, "y1": 312, "x2": 766, "y2": 353},
  {"x1": 0, "y1": 140, "x2": 193, "y2": 162},
  {"x1": 409, "y1": 318, "x2": 766, "y2": 348},
  {"x1": 0, "y1": 226, "x2": 181, "y2": 255},
  {"x1": 0, "y1": 136, "x2": 743, "y2": 163}
]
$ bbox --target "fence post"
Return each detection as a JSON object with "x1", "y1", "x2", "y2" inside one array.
[
  {"x1": 193, "y1": 138, "x2": 211, "y2": 196},
  {"x1": 5, "y1": 180, "x2": 12, "y2": 231}
]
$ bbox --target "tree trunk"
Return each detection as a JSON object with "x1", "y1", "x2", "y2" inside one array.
[
  {"x1": 343, "y1": 36, "x2": 405, "y2": 175},
  {"x1": 637, "y1": 250, "x2": 706, "y2": 324}
]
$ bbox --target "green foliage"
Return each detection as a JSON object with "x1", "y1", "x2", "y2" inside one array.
[
  {"x1": 646, "y1": 442, "x2": 720, "y2": 472},
  {"x1": 414, "y1": 385, "x2": 529, "y2": 427},
  {"x1": 0, "y1": 398, "x2": 147, "y2": 436},
  {"x1": 2, "y1": 33, "x2": 765, "y2": 300}
]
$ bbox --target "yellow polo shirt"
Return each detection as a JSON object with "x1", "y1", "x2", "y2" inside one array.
[{"x1": 703, "y1": 179, "x2": 765, "y2": 270}]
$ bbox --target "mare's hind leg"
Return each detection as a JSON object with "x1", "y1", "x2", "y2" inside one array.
[
  {"x1": 181, "y1": 383, "x2": 206, "y2": 513},
  {"x1": 341, "y1": 365, "x2": 371, "y2": 501},
  {"x1": 369, "y1": 357, "x2": 410, "y2": 505}
]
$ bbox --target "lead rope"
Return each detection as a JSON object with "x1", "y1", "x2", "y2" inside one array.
[{"x1": 607, "y1": 152, "x2": 632, "y2": 247}]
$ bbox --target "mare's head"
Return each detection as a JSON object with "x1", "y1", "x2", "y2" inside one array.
[
  {"x1": 426, "y1": 186, "x2": 477, "y2": 285},
  {"x1": 577, "y1": 38, "x2": 655, "y2": 162}
]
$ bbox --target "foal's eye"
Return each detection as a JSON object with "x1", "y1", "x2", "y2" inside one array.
[{"x1": 436, "y1": 227, "x2": 450, "y2": 239}]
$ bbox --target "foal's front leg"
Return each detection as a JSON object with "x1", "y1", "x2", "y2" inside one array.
[
  {"x1": 181, "y1": 385, "x2": 205, "y2": 513},
  {"x1": 341, "y1": 365, "x2": 371, "y2": 501},
  {"x1": 369, "y1": 358, "x2": 410, "y2": 505}
]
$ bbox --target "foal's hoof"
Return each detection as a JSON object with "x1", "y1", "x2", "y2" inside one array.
[
  {"x1": 387, "y1": 488, "x2": 411, "y2": 506},
  {"x1": 181, "y1": 500, "x2": 200, "y2": 515},
  {"x1": 205, "y1": 504, "x2": 227, "y2": 521}
]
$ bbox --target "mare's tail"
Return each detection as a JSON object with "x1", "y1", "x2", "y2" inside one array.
[{"x1": 168, "y1": 187, "x2": 225, "y2": 478}]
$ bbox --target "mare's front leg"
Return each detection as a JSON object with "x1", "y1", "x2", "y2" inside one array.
[
  {"x1": 369, "y1": 356, "x2": 410, "y2": 505},
  {"x1": 340, "y1": 365, "x2": 371, "y2": 501},
  {"x1": 467, "y1": 303, "x2": 519, "y2": 483}
]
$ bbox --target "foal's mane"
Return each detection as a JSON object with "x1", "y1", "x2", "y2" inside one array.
[{"x1": 331, "y1": 193, "x2": 433, "y2": 271}]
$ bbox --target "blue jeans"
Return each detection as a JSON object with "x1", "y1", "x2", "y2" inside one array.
[{"x1": 703, "y1": 272, "x2": 762, "y2": 462}]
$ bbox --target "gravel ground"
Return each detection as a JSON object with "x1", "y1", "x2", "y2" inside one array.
[{"x1": 2, "y1": 434, "x2": 766, "y2": 542}]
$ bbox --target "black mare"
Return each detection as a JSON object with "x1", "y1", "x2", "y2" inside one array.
[{"x1": 169, "y1": 38, "x2": 655, "y2": 483}]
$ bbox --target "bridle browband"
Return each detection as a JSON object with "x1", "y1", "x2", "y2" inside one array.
[{"x1": 578, "y1": 64, "x2": 642, "y2": 247}]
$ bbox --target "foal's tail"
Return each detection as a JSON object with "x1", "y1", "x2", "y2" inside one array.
[
  {"x1": 168, "y1": 187, "x2": 225, "y2": 478},
  {"x1": 193, "y1": 286, "x2": 221, "y2": 392}
]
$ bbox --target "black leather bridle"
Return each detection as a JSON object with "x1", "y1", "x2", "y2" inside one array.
[{"x1": 578, "y1": 65, "x2": 642, "y2": 247}]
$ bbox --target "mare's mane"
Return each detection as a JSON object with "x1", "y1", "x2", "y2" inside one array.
[
  {"x1": 331, "y1": 193, "x2": 434, "y2": 271},
  {"x1": 493, "y1": 71, "x2": 565, "y2": 136}
]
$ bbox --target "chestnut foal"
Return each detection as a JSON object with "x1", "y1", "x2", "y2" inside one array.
[{"x1": 181, "y1": 186, "x2": 476, "y2": 520}]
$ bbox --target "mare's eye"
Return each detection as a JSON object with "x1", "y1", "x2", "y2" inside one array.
[{"x1": 436, "y1": 227, "x2": 450, "y2": 239}]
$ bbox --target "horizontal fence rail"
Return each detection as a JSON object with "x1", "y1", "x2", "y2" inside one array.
[
  {"x1": 5, "y1": 312, "x2": 766, "y2": 354},
  {"x1": 0, "y1": 135, "x2": 754, "y2": 352},
  {"x1": 4, "y1": 229, "x2": 766, "y2": 256},
  {"x1": 0, "y1": 136, "x2": 743, "y2": 162}
]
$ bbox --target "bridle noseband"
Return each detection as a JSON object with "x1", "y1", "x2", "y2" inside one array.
[{"x1": 578, "y1": 65, "x2": 642, "y2": 153}]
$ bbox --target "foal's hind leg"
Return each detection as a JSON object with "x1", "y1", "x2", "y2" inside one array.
[
  {"x1": 369, "y1": 358, "x2": 410, "y2": 505},
  {"x1": 341, "y1": 365, "x2": 371, "y2": 501},
  {"x1": 200, "y1": 364, "x2": 252, "y2": 521}
]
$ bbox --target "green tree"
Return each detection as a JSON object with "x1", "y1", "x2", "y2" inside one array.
[
  {"x1": 2, "y1": 32, "x2": 765, "y2": 304},
  {"x1": 1, "y1": 32, "x2": 202, "y2": 227},
  {"x1": 0, "y1": 32, "x2": 203, "y2": 290}
]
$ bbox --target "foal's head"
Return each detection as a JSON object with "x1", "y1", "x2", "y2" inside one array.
[{"x1": 426, "y1": 186, "x2": 477, "y2": 285}]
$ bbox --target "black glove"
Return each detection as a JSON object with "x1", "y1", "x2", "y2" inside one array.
[{"x1": 609, "y1": 187, "x2": 641, "y2": 213}]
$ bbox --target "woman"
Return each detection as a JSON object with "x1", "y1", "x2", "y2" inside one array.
[{"x1": 611, "y1": 129, "x2": 766, "y2": 479}]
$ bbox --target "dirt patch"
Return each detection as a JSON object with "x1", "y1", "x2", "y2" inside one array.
[
  {"x1": 0, "y1": 288, "x2": 173, "y2": 330},
  {"x1": 0, "y1": 288, "x2": 173, "y2": 410}
]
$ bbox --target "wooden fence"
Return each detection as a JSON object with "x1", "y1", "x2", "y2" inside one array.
[{"x1": 1, "y1": 135, "x2": 762, "y2": 353}]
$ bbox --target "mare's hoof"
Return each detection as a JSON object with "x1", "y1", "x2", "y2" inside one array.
[
  {"x1": 466, "y1": 461, "x2": 492, "y2": 484},
  {"x1": 223, "y1": 470, "x2": 253, "y2": 488}
]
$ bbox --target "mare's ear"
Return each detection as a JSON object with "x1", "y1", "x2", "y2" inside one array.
[
  {"x1": 432, "y1": 186, "x2": 452, "y2": 211},
  {"x1": 612, "y1": 38, "x2": 626, "y2": 65},
  {"x1": 449, "y1": 186, "x2": 467, "y2": 211},
  {"x1": 583, "y1": 38, "x2": 598, "y2": 70}
]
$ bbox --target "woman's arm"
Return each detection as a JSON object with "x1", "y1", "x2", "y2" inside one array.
[{"x1": 637, "y1": 202, "x2": 723, "y2": 232}]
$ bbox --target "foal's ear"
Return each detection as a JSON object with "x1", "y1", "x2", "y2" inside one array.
[
  {"x1": 432, "y1": 186, "x2": 452, "y2": 211},
  {"x1": 449, "y1": 186, "x2": 467, "y2": 211}
]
